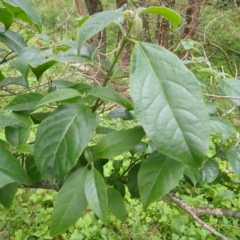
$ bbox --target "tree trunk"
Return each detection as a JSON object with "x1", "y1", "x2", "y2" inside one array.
[
  {"x1": 155, "y1": 0, "x2": 175, "y2": 48},
  {"x1": 183, "y1": 0, "x2": 202, "y2": 39}
]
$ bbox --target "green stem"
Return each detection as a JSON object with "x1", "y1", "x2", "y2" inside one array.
[{"x1": 92, "y1": 21, "x2": 134, "y2": 112}]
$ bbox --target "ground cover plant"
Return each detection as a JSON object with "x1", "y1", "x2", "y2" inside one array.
[{"x1": 1, "y1": 0, "x2": 240, "y2": 239}]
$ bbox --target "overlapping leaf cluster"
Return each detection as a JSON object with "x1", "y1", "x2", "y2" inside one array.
[{"x1": 1, "y1": 0, "x2": 240, "y2": 237}]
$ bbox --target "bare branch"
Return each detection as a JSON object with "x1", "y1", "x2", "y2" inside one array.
[{"x1": 167, "y1": 193, "x2": 231, "y2": 240}]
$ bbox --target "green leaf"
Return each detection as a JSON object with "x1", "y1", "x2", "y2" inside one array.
[
  {"x1": 30, "y1": 112, "x2": 51, "y2": 124},
  {"x1": 0, "y1": 182, "x2": 18, "y2": 208},
  {"x1": 15, "y1": 47, "x2": 41, "y2": 80},
  {"x1": 130, "y1": 142, "x2": 148, "y2": 155},
  {"x1": 77, "y1": 10, "x2": 123, "y2": 52},
  {"x1": 210, "y1": 116, "x2": 235, "y2": 140},
  {"x1": 0, "y1": 142, "x2": 30, "y2": 188},
  {"x1": 5, "y1": 93, "x2": 43, "y2": 111},
  {"x1": 34, "y1": 105, "x2": 99, "y2": 182},
  {"x1": 50, "y1": 167, "x2": 88, "y2": 237},
  {"x1": 130, "y1": 42, "x2": 209, "y2": 168},
  {"x1": 3, "y1": 0, "x2": 42, "y2": 32},
  {"x1": 0, "y1": 70, "x2": 5, "y2": 81},
  {"x1": 138, "y1": 152, "x2": 184, "y2": 210},
  {"x1": 200, "y1": 159, "x2": 219, "y2": 184},
  {"x1": 184, "y1": 166, "x2": 200, "y2": 187},
  {"x1": 0, "y1": 113, "x2": 19, "y2": 127},
  {"x1": 226, "y1": 147, "x2": 240, "y2": 180},
  {"x1": 0, "y1": 27, "x2": 27, "y2": 53},
  {"x1": 16, "y1": 143, "x2": 33, "y2": 155},
  {"x1": 218, "y1": 78, "x2": 240, "y2": 106},
  {"x1": 106, "y1": 107, "x2": 135, "y2": 120},
  {"x1": 88, "y1": 87, "x2": 133, "y2": 110},
  {"x1": 95, "y1": 126, "x2": 145, "y2": 159},
  {"x1": 0, "y1": 7, "x2": 13, "y2": 30},
  {"x1": 138, "y1": 6, "x2": 181, "y2": 31},
  {"x1": 84, "y1": 169, "x2": 107, "y2": 222},
  {"x1": 25, "y1": 156, "x2": 41, "y2": 185},
  {"x1": 107, "y1": 187, "x2": 126, "y2": 221},
  {"x1": 5, "y1": 112, "x2": 32, "y2": 147},
  {"x1": 36, "y1": 89, "x2": 81, "y2": 108},
  {"x1": 0, "y1": 76, "x2": 28, "y2": 87},
  {"x1": 127, "y1": 163, "x2": 141, "y2": 198}
]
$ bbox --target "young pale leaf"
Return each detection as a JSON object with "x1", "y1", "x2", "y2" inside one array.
[
  {"x1": 107, "y1": 187, "x2": 126, "y2": 222},
  {"x1": 0, "y1": 27, "x2": 27, "y2": 53},
  {"x1": 130, "y1": 43, "x2": 209, "y2": 168},
  {"x1": 5, "y1": 112, "x2": 32, "y2": 147},
  {"x1": 0, "y1": 7, "x2": 13, "y2": 30},
  {"x1": 200, "y1": 159, "x2": 219, "y2": 184},
  {"x1": 5, "y1": 93, "x2": 43, "y2": 111},
  {"x1": 0, "y1": 142, "x2": 30, "y2": 188},
  {"x1": 218, "y1": 78, "x2": 240, "y2": 106},
  {"x1": 84, "y1": 169, "x2": 107, "y2": 222},
  {"x1": 95, "y1": 126, "x2": 145, "y2": 159},
  {"x1": 226, "y1": 147, "x2": 240, "y2": 180},
  {"x1": 3, "y1": 0, "x2": 42, "y2": 32},
  {"x1": 36, "y1": 89, "x2": 81, "y2": 108},
  {"x1": 138, "y1": 152, "x2": 185, "y2": 210},
  {"x1": 34, "y1": 105, "x2": 99, "y2": 182},
  {"x1": 138, "y1": 7, "x2": 181, "y2": 31},
  {"x1": 0, "y1": 182, "x2": 18, "y2": 208},
  {"x1": 77, "y1": 11, "x2": 123, "y2": 53},
  {"x1": 88, "y1": 87, "x2": 133, "y2": 110},
  {"x1": 50, "y1": 167, "x2": 88, "y2": 237}
]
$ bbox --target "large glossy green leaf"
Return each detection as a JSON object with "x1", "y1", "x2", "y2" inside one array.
[
  {"x1": 138, "y1": 152, "x2": 185, "y2": 210},
  {"x1": 34, "y1": 105, "x2": 99, "y2": 182},
  {"x1": 226, "y1": 147, "x2": 240, "y2": 180},
  {"x1": 138, "y1": 6, "x2": 181, "y2": 31},
  {"x1": 0, "y1": 113, "x2": 19, "y2": 127},
  {"x1": 5, "y1": 93, "x2": 43, "y2": 111},
  {"x1": 3, "y1": 0, "x2": 42, "y2": 32},
  {"x1": 200, "y1": 159, "x2": 219, "y2": 184},
  {"x1": 0, "y1": 27, "x2": 27, "y2": 53},
  {"x1": 77, "y1": 11, "x2": 123, "y2": 52},
  {"x1": 95, "y1": 126, "x2": 145, "y2": 159},
  {"x1": 0, "y1": 7, "x2": 13, "y2": 30},
  {"x1": 218, "y1": 78, "x2": 240, "y2": 105},
  {"x1": 50, "y1": 167, "x2": 88, "y2": 237},
  {"x1": 107, "y1": 187, "x2": 126, "y2": 222},
  {"x1": 130, "y1": 42, "x2": 209, "y2": 168},
  {"x1": 0, "y1": 142, "x2": 30, "y2": 188},
  {"x1": 5, "y1": 112, "x2": 32, "y2": 147},
  {"x1": 36, "y1": 89, "x2": 81, "y2": 108},
  {"x1": 0, "y1": 182, "x2": 18, "y2": 208},
  {"x1": 210, "y1": 116, "x2": 235, "y2": 140},
  {"x1": 88, "y1": 87, "x2": 133, "y2": 110},
  {"x1": 84, "y1": 169, "x2": 107, "y2": 222}
]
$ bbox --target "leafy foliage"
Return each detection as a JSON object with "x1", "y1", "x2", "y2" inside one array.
[{"x1": 0, "y1": 0, "x2": 240, "y2": 239}]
